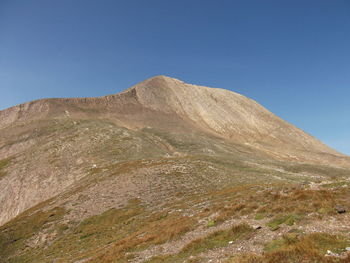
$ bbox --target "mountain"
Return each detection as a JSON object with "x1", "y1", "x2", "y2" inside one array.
[{"x1": 0, "y1": 76, "x2": 349, "y2": 263}]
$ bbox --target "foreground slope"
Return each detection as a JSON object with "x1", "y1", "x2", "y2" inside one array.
[{"x1": 0, "y1": 76, "x2": 349, "y2": 262}]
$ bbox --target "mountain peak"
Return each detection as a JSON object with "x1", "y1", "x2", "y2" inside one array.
[
  {"x1": 147, "y1": 75, "x2": 178, "y2": 81},
  {"x1": 132, "y1": 75, "x2": 186, "y2": 90},
  {"x1": 145, "y1": 75, "x2": 184, "y2": 83}
]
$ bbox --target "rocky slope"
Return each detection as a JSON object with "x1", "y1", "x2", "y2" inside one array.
[{"x1": 0, "y1": 76, "x2": 349, "y2": 263}]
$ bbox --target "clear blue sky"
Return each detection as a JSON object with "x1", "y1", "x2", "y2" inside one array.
[{"x1": 0, "y1": 0, "x2": 349, "y2": 155}]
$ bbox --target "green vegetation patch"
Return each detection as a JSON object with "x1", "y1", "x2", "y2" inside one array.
[
  {"x1": 254, "y1": 212, "x2": 266, "y2": 220},
  {"x1": 266, "y1": 214, "x2": 301, "y2": 231},
  {"x1": 321, "y1": 181, "x2": 348, "y2": 188},
  {"x1": 206, "y1": 220, "x2": 216, "y2": 227},
  {"x1": 0, "y1": 157, "x2": 11, "y2": 179}
]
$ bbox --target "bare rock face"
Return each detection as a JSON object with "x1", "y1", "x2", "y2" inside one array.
[
  {"x1": 130, "y1": 76, "x2": 340, "y2": 156},
  {"x1": 0, "y1": 75, "x2": 349, "y2": 226}
]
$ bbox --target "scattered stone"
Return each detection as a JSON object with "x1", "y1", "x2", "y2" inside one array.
[
  {"x1": 335, "y1": 205, "x2": 346, "y2": 214},
  {"x1": 325, "y1": 250, "x2": 339, "y2": 257},
  {"x1": 253, "y1": 225, "x2": 262, "y2": 230}
]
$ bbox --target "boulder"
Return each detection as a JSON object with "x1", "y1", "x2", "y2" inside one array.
[{"x1": 335, "y1": 205, "x2": 346, "y2": 214}]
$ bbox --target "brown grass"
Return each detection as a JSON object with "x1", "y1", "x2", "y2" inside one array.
[
  {"x1": 229, "y1": 232, "x2": 350, "y2": 263},
  {"x1": 89, "y1": 212, "x2": 195, "y2": 262},
  {"x1": 205, "y1": 184, "x2": 349, "y2": 226}
]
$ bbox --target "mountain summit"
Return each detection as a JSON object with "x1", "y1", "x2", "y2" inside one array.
[
  {"x1": 0, "y1": 76, "x2": 349, "y2": 262},
  {"x1": 129, "y1": 76, "x2": 342, "y2": 160}
]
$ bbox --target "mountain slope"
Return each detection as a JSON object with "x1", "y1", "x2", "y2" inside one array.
[
  {"x1": 130, "y1": 76, "x2": 343, "y2": 160},
  {"x1": 0, "y1": 76, "x2": 349, "y2": 263}
]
